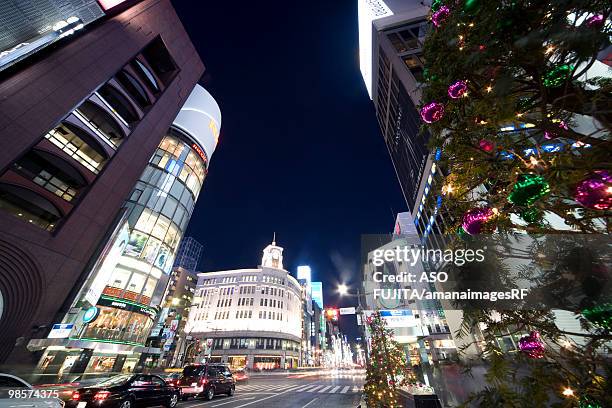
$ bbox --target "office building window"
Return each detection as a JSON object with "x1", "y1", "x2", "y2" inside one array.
[
  {"x1": 45, "y1": 124, "x2": 108, "y2": 173},
  {"x1": 0, "y1": 183, "x2": 62, "y2": 231},
  {"x1": 75, "y1": 101, "x2": 126, "y2": 147},
  {"x1": 13, "y1": 150, "x2": 87, "y2": 202},
  {"x1": 97, "y1": 83, "x2": 140, "y2": 125}
]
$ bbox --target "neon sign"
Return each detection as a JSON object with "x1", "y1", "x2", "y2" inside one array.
[{"x1": 191, "y1": 143, "x2": 207, "y2": 162}]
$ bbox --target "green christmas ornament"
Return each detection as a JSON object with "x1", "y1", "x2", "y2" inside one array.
[
  {"x1": 579, "y1": 397, "x2": 603, "y2": 408},
  {"x1": 543, "y1": 64, "x2": 572, "y2": 88},
  {"x1": 464, "y1": 0, "x2": 479, "y2": 12},
  {"x1": 431, "y1": 0, "x2": 443, "y2": 12},
  {"x1": 508, "y1": 174, "x2": 550, "y2": 207},
  {"x1": 456, "y1": 226, "x2": 472, "y2": 241},
  {"x1": 581, "y1": 303, "x2": 612, "y2": 330},
  {"x1": 520, "y1": 207, "x2": 543, "y2": 224}
]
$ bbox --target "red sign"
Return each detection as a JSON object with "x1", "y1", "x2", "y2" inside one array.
[{"x1": 191, "y1": 143, "x2": 207, "y2": 162}]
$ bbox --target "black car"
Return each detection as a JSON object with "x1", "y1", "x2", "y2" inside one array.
[
  {"x1": 178, "y1": 364, "x2": 235, "y2": 401},
  {"x1": 67, "y1": 374, "x2": 179, "y2": 408}
]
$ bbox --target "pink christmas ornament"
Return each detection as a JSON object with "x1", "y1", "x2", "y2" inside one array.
[
  {"x1": 478, "y1": 139, "x2": 494, "y2": 152},
  {"x1": 575, "y1": 170, "x2": 611, "y2": 210},
  {"x1": 448, "y1": 80, "x2": 468, "y2": 99},
  {"x1": 432, "y1": 6, "x2": 450, "y2": 27},
  {"x1": 461, "y1": 207, "x2": 494, "y2": 235},
  {"x1": 420, "y1": 102, "x2": 445, "y2": 123},
  {"x1": 518, "y1": 330, "x2": 545, "y2": 359},
  {"x1": 586, "y1": 14, "x2": 604, "y2": 28}
]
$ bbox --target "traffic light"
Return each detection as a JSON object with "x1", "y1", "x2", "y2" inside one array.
[{"x1": 325, "y1": 308, "x2": 339, "y2": 322}]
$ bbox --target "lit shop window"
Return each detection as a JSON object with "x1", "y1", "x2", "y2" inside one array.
[{"x1": 45, "y1": 124, "x2": 107, "y2": 173}]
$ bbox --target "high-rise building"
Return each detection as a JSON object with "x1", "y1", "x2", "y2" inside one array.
[
  {"x1": 173, "y1": 236, "x2": 204, "y2": 272},
  {"x1": 154, "y1": 237, "x2": 203, "y2": 367},
  {"x1": 358, "y1": 0, "x2": 432, "y2": 212},
  {"x1": 0, "y1": 0, "x2": 211, "y2": 369},
  {"x1": 29, "y1": 84, "x2": 221, "y2": 376},
  {"x1": 184, "y1": 238, "x2": 303, "y2": 370},
  {"x1": 361, "y1": 212, "x2": 456, "y2": 364}
]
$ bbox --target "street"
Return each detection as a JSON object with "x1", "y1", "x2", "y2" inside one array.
[{"x1": 179, "y1": 369, "x2": 364, "y2": 408}]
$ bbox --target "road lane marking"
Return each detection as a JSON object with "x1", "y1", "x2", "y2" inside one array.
[
  {"x1": 317, "y1": 386, "x2": 332, "y2": 393},
  {"x1": 211, "y1": 397, "x2": 255, "y2": 407},
  {"x1": 329, "y1": 386, "x2": 341, "y2": 393},
  {"x1": 352, "y1": 386, "x2": 360, "y2": 392},
  {"x1": 228, "y1": 388, "x2": 293, "y2": 408},
  {"x1": 189, "y1": 394, "x2": 255, "y2": 407},
  {"x1": 306, "y1": 385, "x2": 324, "y2": 392},
  {"x1": 300, "y1": 398, "x2": 318, "y2": 408},
  {"x1": 340, "y1": 385, "x2": 351, "y2": 393}
]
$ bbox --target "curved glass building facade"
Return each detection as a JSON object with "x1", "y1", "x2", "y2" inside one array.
[{"x1": 34, "y1": 85, "x2": 221, "y2": 375}]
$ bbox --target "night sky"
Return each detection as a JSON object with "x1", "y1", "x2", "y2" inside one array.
[{"x1": 172, "y1": 0, "x2": 406, "y2": 338}]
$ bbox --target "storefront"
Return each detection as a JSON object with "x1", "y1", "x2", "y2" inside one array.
[
  {"x1": 228, "y1": 356, "x2": 246, "y2": 370},
  {"x1": 253, "y1": 356, "x2": 281, "y2": 371}
]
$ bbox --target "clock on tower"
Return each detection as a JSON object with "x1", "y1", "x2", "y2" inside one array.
[{"x1": 261, "y1": 233, "x2": 284, "y2": 269}]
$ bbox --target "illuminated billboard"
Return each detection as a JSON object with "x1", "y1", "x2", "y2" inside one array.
[
  {"x1": 297, "y1": 265, "x2": 312, "y2": 283},
  {"x1": 311, "y1": 281, "x2": 323, "y2": 309}
]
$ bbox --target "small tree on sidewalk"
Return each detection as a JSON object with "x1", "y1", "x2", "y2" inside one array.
[{"x1": 364, "y1": 311, "x2": 416, "y2": 407}]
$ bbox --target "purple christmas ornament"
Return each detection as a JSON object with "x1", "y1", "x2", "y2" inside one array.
[
  {"x1": 518, "y1": 330, "x2": 545, "y2": 359},
  {"x1": 448, "y1": 80, "x2": 468, "y2": 99},
  {"x1": 461, "y1": 207, "x2": 494, "y2": 235},
  {"x1": 420, "y1": 102, "x2": 445, "y2": 123},
  {"x1": 432, "y1": 6, "x2": 450, "y2": 28},
  {"x1": 575, "y1": 170, "x2": 612, "y2": 210}
]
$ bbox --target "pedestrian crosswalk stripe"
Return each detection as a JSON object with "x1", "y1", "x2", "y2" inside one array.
[
  {"x1": 235, "y1": 383, "x2": 363, "y2": 394},
  {"x1": 294, "y1": 384, "x2": 318, "y2": 392}
]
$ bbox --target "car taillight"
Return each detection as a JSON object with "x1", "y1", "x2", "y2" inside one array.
[
  {"x1": 199, "y1": 378, "x2": 207, "y2": 386},
  {"x1": 72, "y1": 391, "x2": 80, "y2": 401},
  {"x1": 94, "y1": 391, "x2": 111, "y2": 400}
]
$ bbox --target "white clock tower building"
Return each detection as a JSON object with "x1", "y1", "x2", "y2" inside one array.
[{"x1": 261, "y1": 233, "x2": 284, "y2": 269}]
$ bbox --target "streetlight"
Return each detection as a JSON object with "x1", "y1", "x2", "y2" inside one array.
[{"x1": 337, "y1": 283, "x2": 349, "y2": 296}]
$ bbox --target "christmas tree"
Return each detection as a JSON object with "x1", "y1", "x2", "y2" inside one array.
[
  {"x1": 421, "y1": 0, "x2": 610, "y2": 234},
  {"x1": 364, "y1": 311, "x2": 415, "y2": 407},
  {"x1": 418, "y1": 1, "x2": 611, "y2": 406}
]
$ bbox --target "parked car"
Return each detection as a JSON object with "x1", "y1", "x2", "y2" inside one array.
[
  {"x1": 232, "y1": 369, "x2": 249, "y2": 383},
  {"x1": 178, "y1": 364, "x2": 235, "y2": 401},
  {"x1": 0, "y1": 373, "x2": 64, "y2": 408},
  {"x1": 65, "y1": 374, "x2": 179, "y2": 408},
  {"x1": 160, "y1": 373, "x2": 180, "y2": 387}
]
